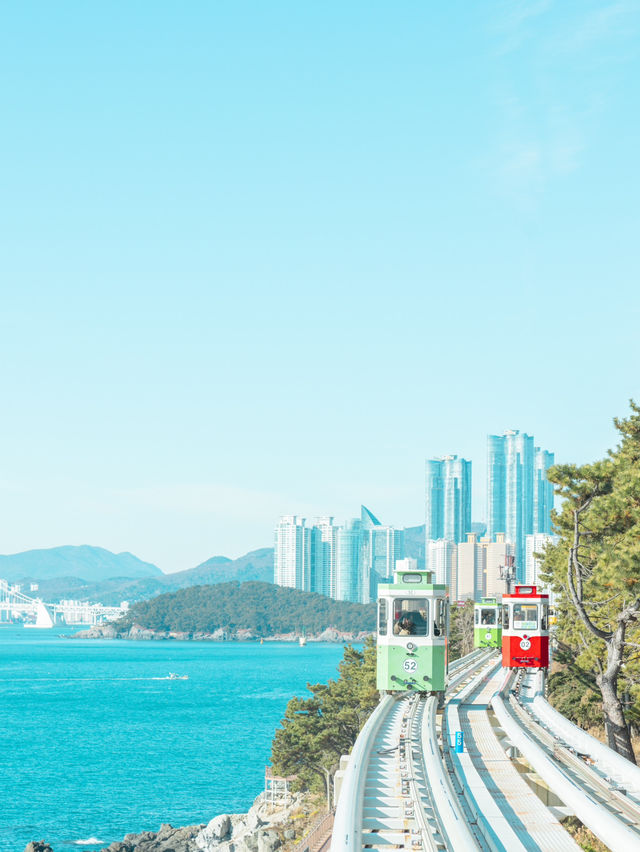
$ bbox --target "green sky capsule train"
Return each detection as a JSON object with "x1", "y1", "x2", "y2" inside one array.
[
  {"x1": 376, "y1": 565, "x2": 448, "y2": 699},
  {"x1": 473, "y1": 598, "x2": 502, "y2": 648}
]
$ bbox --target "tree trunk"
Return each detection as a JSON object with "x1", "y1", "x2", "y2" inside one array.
[
  {"x1": 596, "y1": 624, "x2": 636, "y2": 764},
  {"x1": 323, "y1": 767, "x2": 332, "y2": 812}
]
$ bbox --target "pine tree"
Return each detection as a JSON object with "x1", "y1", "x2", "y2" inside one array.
[{"x1": 542, "y1": 401, "x2": 640, "y2": 762}]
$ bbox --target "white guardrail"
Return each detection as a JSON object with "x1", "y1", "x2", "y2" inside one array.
[
  {"x1": 330, "y1": 694, "x2": 395, "y2": 852},
  {"x1": 491, "y1": 679, "x2": 640, "y2": 852},
  {"x1": 420, "y1": 694, "x2": 481, "y2": 850},
  {"x1": 526, "y1": 670, "x2": 640, "y2": 796},
  {"x1": 330, "y1": 649, "x2": 489, "y2": 852}
]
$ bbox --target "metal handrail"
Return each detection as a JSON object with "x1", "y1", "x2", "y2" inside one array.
[
  {"x1": 491, "y1": 675, "x2": 640, "y2": 851},
  {"x1": 420, "y1": 694, "x2": 481, "y2": 850},
  {"x1": 526, "y1": 670, "x2": 640, "y2": 794},
  {"x1": 329, "y1": 694, "x2": 395, "y2": 852}
]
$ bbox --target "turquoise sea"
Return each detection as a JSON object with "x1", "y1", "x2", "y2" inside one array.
[{"x1": 0, "y1": 627, "x2": 350, "y2": 852}]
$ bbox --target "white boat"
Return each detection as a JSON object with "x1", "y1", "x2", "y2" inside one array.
[{"x1": 299, "y1": 635, "x2": 307, "y2": 646}]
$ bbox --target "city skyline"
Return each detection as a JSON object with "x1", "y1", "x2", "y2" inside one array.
[{"x1": 274, "y1": 506, "x2": 404, "y2": 605}]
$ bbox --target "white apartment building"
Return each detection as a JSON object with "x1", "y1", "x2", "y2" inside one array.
[
  {"x1": 457, "y1": 533, "x2": 485, "y2": 601},
  {"x1": 483, "y1": 533, "x2": 515, "y2": 599},
  {"x1": 426, "y1": 539, "x2": 457, "y2": 597},
  {"x1": 274, "y1": 516, "x2": 311, "y2": 591},
  {"x1": 311, "y1": 516, "x2": 338, "y2": 598}
]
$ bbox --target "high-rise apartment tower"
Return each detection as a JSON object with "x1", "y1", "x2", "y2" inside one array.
[
  {"x1": 486, "y1": 431, "x2": 554, "y2": 579},
  {"x1": 425, "y1": 455, "x2": 471, "y2": 568}
]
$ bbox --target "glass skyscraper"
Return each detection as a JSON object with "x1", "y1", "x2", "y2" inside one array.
[
  {"x1": 425, "y1": 455, "x2": 472, "y2": 567},
  {"x1": 335, "y1": 518, "x2": 363, "y2": 603},
  {"x1": 486, "y1": 431, "x2": 554, "y2": 580},
  {"x1": 361, "y1": 505, "x2": 404, "y2": 602},
  {"x1": 534, "y1": 449, "x2": 555, "y2": 534}
]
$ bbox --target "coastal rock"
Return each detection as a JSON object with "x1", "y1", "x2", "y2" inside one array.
[
  {"x1": 99, "y1": 791, "x2": 307, "y2": 852},
  {"x1": 195, "y1": 814, "x2": 231, "y2": 847},
  {"x1": 73, "y1": 623, "x2": 120, "y2": 640},
  {"x1": 235, "y1": 629, "x2": 256, "y2": 641},
  {"x1": 24, "y1": 842, "x2": 53, "y2": 852},
  {"x1": 128, "y1": 625, "x2": 165, "y2": 641},
  {"x1": 245, "y1": 805, "x2": 264, "y2": 832},
  {"x1": 257, "y1": 829, "x2": 280, "y2": 852},
  {"x1": 99, "y1": 823, "x2": 203, "y2": 851},
  {"x1": 314, "y1": 628, "x2": 343, "y2": 642}
]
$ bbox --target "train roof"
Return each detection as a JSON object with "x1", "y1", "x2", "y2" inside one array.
[
  {"x1": 477, "y1": 598, "x2": 499, "y2": 606},
  {"x1": 502, "y1": 584, "x2": 549, "y2": 600},
  {"x1": 378, "y1": 568, "x2": 446, "y2": 592}
]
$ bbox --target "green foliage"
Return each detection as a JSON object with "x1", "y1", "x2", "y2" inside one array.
[
  {"x1": 547, "y1": 656, "x2": 604, "y2": 731},
  {"x1": 270, "y1": 638, "x2": 378, "y2": 798},
  {"x1": 541, "y1": 400, "x2": 640, "y2": 739},
  {"x1": 117, "y1": 581, "x2": 376, "y2": 635},
  {"x1": 449, "y1": 600, "x2": 474, "y2": 660}
]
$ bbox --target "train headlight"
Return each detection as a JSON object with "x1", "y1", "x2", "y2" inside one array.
[{"x1": 406, "y1": 642, "x2": 416, "y2": 652}]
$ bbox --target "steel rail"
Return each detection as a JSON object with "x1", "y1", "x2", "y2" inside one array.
[
  {"x1": 449, "y1": 647, "x2": 485, "y2": 672},
  {"x1": 524, "y1": 670, "x2": 640, "y2": 800},
  {"x1": 419, "y1": 693, "x2": 482, "y2": 850},
  {"x1": 330, "y1": 693, "x2": 396, "y2": 852},
  {"x1": 331, "y1": 648, "x2": 493, "y2": 852},
  {"x1": 404, "y1": 695, "x2": 446, "y2": 851},
  {"x1": 491, "y1": 674, "x2": 640, "y2": 852},
  {"x1": 507, "y1": 672, "x2": 640, "y2": 833},
  {"x1": 444, "y1": 662, "x2": 532, "y2": 852}
]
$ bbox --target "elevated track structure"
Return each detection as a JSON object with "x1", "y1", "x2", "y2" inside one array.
[{"x1": 331, "y1": 649, "x2": 640, "y2": 852}]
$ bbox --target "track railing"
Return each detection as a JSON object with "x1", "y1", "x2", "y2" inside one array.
[
  {"x1": 420, "y1": 693, "x2": 481, "y2": 850},
  {"x1": 524, "y1": 670, "x2": 640, "y2": 798},
  {"x1": 330, "y1": 648, "x2": 495, "y2": 852},
  {"x1": 491, "y1": 671, "x2": 640, "y2": 852},
  {"x1": 330, "y1": 693, "x2": 395, "y2": 852}
]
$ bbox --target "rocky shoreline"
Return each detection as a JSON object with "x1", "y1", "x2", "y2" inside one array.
[
  {"x1": 25, "y1": 791, "x2": 322, "y2": 852},
  {"x1": 72, "y1": 623, "x2": 371, "y2": 643}
]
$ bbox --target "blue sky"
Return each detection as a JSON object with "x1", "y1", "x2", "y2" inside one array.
[{"x1": 1, "y1": 1, "x2": 639, "y2": 572}]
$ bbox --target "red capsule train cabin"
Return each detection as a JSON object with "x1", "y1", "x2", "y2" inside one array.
[{"x1": 502, "y1": 585, "x2": 549, "y2": 669}]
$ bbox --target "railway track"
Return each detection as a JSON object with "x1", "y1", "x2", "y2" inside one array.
[
  {"x1": 331, "y1": 648, "x2": 496, "y2": 852},
  {"x1": 494, "y1": 669, "x2": 640, "y2": 852}
]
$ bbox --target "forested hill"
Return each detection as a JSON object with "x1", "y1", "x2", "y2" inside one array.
[{"x1": 117, "y1": 581, "x2": 376, "y2": 635}]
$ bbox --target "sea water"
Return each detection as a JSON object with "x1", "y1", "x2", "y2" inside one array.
[{"x1": 0, "y1": 627, "x2": 350, "y2": 852}]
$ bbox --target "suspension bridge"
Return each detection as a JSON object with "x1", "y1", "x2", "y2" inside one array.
[{"x1": 0, "y1": 579, "x2": 128, "y2": 627}]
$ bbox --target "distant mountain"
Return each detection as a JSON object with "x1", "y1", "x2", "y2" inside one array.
[
  {"x1": 5, "y1": 521, "x2": 449, "y2": 608},
  {"x1": 0, "y1": 545, "x2": 163, "y2": 583},
  {"x1": 167, "y1": 548, "x2": 274, "y2": 586},
  {"x1": 27, "y1": 547, "x2": 275, "y2": 606}
]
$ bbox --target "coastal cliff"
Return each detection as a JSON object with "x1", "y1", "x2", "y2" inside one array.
[
  {"x1": 25, "y1": 792, "x2": 325, "y2": 852},
  {"x1": 73, "y1": 622, "x2": 371, "y2": 643}
]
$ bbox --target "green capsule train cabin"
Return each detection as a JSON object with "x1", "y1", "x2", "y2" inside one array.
[
  {"x1": 376, "y1": 562, "x2": 448, "y2": 699},
  {"x1": 474, "y1": 598, "x2": 502, "y2": 648}
]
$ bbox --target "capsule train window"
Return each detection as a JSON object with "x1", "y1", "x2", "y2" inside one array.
[
  {"x1": 393, "y1": 598, "x2": 429, "y2": 637},
  {"x1": 378, "y1": 599, "x2": 387, "y2": 636}
]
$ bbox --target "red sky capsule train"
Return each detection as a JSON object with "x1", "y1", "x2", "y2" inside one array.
[
  {"x1": 473, "y1": 585, "x2": 550, "y2": 669},
  {"x1": 377, "y1": 575, "x2": 549, "y2": 695}
]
